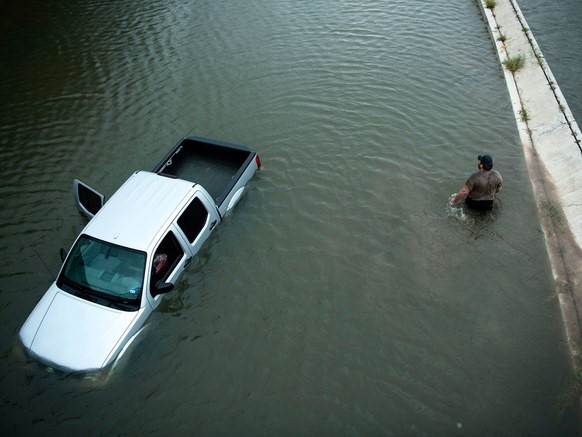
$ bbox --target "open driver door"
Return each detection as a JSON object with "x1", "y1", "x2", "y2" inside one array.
[{"x1": 73, "y1": 179, "x2": 104, "y2": 219}]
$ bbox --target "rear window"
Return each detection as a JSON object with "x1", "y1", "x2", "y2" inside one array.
[{"x1": 177, "y1": 197, "x2": 209, "y2": 243}]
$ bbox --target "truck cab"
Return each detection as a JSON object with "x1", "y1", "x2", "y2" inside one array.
[{"x1": 19, "y1": 137, "x2": 260, "y2": 373}]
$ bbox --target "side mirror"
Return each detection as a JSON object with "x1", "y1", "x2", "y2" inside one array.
[
  {"x1": 153, "y1": 282, "x2": 174, "y2": 297},
  {"x1": 60, "y1": 248, "x2": 68, "y2": 262}
]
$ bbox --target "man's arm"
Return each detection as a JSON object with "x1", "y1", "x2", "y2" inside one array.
[{"x1": 450, "y1": 185, "x2": 470, "y2": 203}]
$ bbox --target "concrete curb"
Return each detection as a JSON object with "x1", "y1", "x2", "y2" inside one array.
[{"x1": 477, "y1": 0, "x2": 582, "y2": 382}]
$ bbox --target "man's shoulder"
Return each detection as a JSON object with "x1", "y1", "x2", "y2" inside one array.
[
  {"x1": 467, "y1": 171, "x2": 483, "y2": 181},
  {"x1": 465, "y1": 171, "x2": 482, "y2": 187}
]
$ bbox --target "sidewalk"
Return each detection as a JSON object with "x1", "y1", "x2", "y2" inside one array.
[{"x1": 478, "y1": 0, "x2": 582, "y2": 368}]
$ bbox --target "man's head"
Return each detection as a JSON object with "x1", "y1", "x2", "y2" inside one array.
[{"x1": 478, "y1": 154, "x2": 493, "y2": 171}]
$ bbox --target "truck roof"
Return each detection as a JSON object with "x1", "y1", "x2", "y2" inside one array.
[{"x1": 83, "y1": 171, "x2": 194, "y2": 252}]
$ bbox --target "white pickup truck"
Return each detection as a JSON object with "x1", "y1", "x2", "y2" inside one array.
[{"x1": 19, "y1": 136, "x2": 261, "y2": 373}]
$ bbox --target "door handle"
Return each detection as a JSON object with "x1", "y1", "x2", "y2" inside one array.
[
  {"x1": 209, "y1": 220, "x2": 217, "y2": 230},
  {"x1": 184, "y1": 257, "x2": 192, "y2": 267}
]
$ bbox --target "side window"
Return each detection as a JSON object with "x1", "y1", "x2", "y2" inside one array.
[
  {"x1": 150, "y1": 231, "x2": 184, "y2": 293},
  {"x1": 177, "y1": 197, "x2": 209, "y2": 243}
]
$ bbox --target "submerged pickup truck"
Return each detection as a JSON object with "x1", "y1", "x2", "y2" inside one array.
[{"x1": 19, "y1": 136, "x2": 261, "y2": 373}]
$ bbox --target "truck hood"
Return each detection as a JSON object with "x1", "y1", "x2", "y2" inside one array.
[{"x1": 20, "y1": 284, "x2": 139, "y2": 372}]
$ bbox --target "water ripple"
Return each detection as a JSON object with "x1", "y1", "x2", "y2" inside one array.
[{"x1": 0, "y1": 0, "x2": 575, "y2": 434}]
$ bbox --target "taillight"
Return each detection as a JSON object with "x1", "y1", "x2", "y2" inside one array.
[{"x1": 255, "y1": 154, "x2": 262, "y2": 170}]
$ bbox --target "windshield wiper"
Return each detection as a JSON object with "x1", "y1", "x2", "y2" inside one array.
[
  {"x1": 92, "y1": 289, "x2": 140, "y2": 307},
  {"x1": 58, "y1": 276, "x2": 139, "y2": 310},
  {"x1": 103, "y1": 294, "x2": 139, "y2": 311},
  {"x1": 59, "y1": 277, "x2": 96, "y2": 300}
]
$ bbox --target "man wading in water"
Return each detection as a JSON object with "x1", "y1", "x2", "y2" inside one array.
[{"x1": 450, "y1": 154, "x2": 503, "y2": 211}]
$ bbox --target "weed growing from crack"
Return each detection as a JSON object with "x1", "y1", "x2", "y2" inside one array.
[
  {"x1": 503, "y1": 55, "x2": 526, "y2": 72},
  {"x1": 540, "y1": 198, "x2": 564, "y2": 225}
]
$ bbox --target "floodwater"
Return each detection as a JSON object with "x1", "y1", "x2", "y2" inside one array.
[{"x1": 0, "y1": 0, "x2": 579, "y2": 435}]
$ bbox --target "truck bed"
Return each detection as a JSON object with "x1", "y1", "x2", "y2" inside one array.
[{"x1": 153, "y1": 137, "x2": 255, "y2": 206}]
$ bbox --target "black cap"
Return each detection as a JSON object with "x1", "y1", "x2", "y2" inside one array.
[{"x1": 478, "y1": 154, "x2": 493, "y2": 166}]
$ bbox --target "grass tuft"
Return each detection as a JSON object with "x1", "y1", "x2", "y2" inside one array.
[
  {"x1": 485, "y1": 0, "x2": 496, "y2": 9},
  {"x1": 540, "y1": 198, "x2": 564, "y2": 224},
  {"x1": 503, "y1": 55, "x2": 526, "y2": 73}
]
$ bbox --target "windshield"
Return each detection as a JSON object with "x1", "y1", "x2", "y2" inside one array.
[{"x1": 58, "y1": 235, "x2": 146, "y2": 310}]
